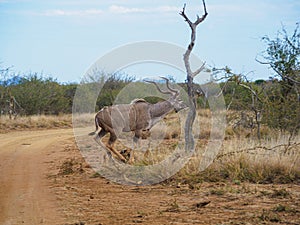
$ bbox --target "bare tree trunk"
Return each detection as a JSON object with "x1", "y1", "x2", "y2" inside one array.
[
  {"x1": 8, "y1": 96, "x2": 15, "y2": 120},
  {"x1": 180, "y1": 0, "x2": 208, "y2": 151}
]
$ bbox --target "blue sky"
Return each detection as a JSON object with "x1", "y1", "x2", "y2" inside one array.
[{"x1": 0, "y1": 0, "x2": 299, "y2": 83}]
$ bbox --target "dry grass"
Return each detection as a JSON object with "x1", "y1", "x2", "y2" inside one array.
[
  {"x1": 0, "y1": 114, "x2": 72, "y2": 133},
  {"x1": 1, "y1": 110, "x2": 299, "y2": 184},
  {"x1": 139, "y1": 109, "x2": 300, "y2": 184},
  {"x1": 84, "y1": 108, "x2": 298, "y2": 185},
  {"x1": 72, "y1": 109, "x2": 300, "y2": 184}
]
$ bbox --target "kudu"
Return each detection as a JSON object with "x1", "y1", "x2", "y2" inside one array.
[{"x1": 89, "y1": 77, "x2": 187, "y2": 163}]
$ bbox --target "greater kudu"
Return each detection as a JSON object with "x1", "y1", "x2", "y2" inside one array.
[{"x1": 89, "y1": 77, "x2": 187, "y2": 163}]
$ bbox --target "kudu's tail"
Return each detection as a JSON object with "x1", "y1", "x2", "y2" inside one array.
[{"x1": 88, "y1": 116, "x2": 99, "y2": 136}]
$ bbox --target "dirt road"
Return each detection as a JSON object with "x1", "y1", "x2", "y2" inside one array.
[
  {"x1": 0, "y1": 129, "x2": 299, "y2": 225},
  {"x1": 0, "y1": 129, "x2": 72, "y2": 225}
]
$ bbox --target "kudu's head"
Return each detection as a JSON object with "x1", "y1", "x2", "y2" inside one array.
[{"x1": 145, "y1": 77, "x2": 188, "y2": 113}]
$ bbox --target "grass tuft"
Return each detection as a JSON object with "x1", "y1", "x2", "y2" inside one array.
[{"x1": 0, "y1": 114, "x2": 72, "y2": 132}]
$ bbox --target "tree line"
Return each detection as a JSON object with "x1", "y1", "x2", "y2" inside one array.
[
  {"x1": 0, "y1": 71, "x2": 134, "y2": 116},
  {"x1": 0, "y1": 24, "x2": 299, "y2": 134},
  {"x1": 0, "y1": 73, "x2": 77, "y2": 115}
]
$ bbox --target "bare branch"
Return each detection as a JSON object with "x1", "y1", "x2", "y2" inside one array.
[
  {"x1": 257, "y1": 56, "x2": 300, "y2": 84},
  {"x1": 238, "y1": 83, "x2": 263, "y2": 103},
  {"x1": 216, "y1": 142, "x2": 300, "y2": 160},
  {"x1": 181, "y1": 0, "x2": 208, "y2": 65},
  {"x1": 215, "y1": 78, "x2": 231, "y2": 97},
  {"x1": 192, "y1": 61, "x2": 206, "y2": 78},
  {"x1": 195, "y1": 0, "x2": 208, "y2": 25},
  {"x1": 226, "y1": 87, "x2": 236, "y2": 110},
  {"x1": 179, "y1": 3, "x2": 193, "y2": 29},
  {"x1": 180, "y1": 0, "x2": 208, "y2": 79}
]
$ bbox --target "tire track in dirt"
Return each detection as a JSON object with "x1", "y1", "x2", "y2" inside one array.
[{"x1": 0, "y1": 129, "x2": 73, "y2": 225}]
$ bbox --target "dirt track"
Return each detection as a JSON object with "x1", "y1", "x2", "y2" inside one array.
[
  {"x1": 0, "y1": 129, "x2": 72, "y2": 224},
  {"x1": 0, "y1": 129, "x2": 299, "y2": 225}
]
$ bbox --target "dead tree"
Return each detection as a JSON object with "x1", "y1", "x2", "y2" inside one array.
[
  {"x1": 180, "y1": 0, "x2": 208, "y2": 150},
  {"x1": 8, "y1": 96, "x2": 15, "y2": 119}
]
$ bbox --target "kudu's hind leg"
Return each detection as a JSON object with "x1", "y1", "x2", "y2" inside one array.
[
  {"x1": 94, "y1": 129, "x2": 113, "y2": 160},
  {"x1": 94, "y1": 129, "x2": 107, "y2": 142}
]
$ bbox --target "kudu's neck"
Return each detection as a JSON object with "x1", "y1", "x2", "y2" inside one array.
[{"x1": 149, "y1": 100, "x2": 173, "y2": 118}]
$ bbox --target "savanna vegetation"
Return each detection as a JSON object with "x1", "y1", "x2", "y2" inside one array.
[{"x1": 0, "y1": 24, "x2": 299, "y2": 184}]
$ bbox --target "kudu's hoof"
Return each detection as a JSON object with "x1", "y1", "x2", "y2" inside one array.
[
  {"x1": 120, "y1": 149, "x2": 131, "y2": 162},
  {"x1": 89, "y1": 131, "x2": 96, "y2": 136}
]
